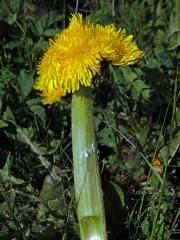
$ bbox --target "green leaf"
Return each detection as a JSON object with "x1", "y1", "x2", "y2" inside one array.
[
  {"x1": 33, "y1": 40, "x2": 48, "y2": 52},
  {"x1": 168, "y1": 31, "x2": 180, "y2": 50},
  {"x1": 110, "y1": 181, "x2": 125, "y2": 207},
  {"x1": 10, "y1": 176, "x2": 25, "y2": 185},
  {"x1": 6, "y1": 13, "x2": 17, "y2": 25},
  {"x1": 3, "y1": 106, "x2": 15, "y2": 123},
  {"x1": 16, "y1": 127, "x2": 46, "y2": 155},
  {"x1": 169, "y1": 14, "x2": 179, "y2": 34},
  {"x1": 38, "y1": 174, "x2": 64, "y2": 219},
  {"x1": 40, "y1": 175, "x2": 63, "y2": 201},
  {"x1": 158, "y1": 51, "x2": 172, "y2": 68},
  {"x1": 0, "y1": 98, "x2": 2, "y2": 110},
  {"x1": 16, "y1": 127, "x2": 34, "y2": 143},
  {"x1": 149, "y1": 173, "x2": 160, "y2": 188},
  {"x1": 0, "y1": 119, "x2": 8, "y2": 128},
  {"x1": 19, "y1": 70, "x2": 33, "y2": 99},
  {"x1": 46, "y1": 140, "x2": 60, "y2": 155},
  {"x1": 160, "y1": 126, "x2": 180, "y2": 163},
  {"x1": 9, "y1": 0, "x2": 21, "y2": 13},
  {"x1": 26, "y1": 98, "x2": 40, "y2": 105},
  {"x1": 132, "y1": 80, "x2": 151, "y2": 100},
  {"x1": 109, "y1": 65, "x2": 122, "y2": 84},
  {"x1": 98, "y1": 117, "x2": 116, "y2": 148},
  {"x1": 88, "y1": 7, "x2": 112, "y2": 24},
  {"x1": 44, "y1": 28, "x2": 59, "y2": 37},
  {"x1": 121, "y1": 67, "x2": 137, "y2": 83},
  {"x1": 0, "y1": 154, "x2": 11, "y2": 183},
  {"x1": 16, "y1": 127, "x2": 52, "y2": 169},
  {"x1": 157, "y1": 213, "x2": 165, "y2": 238},
  {"x1": 29, "y1": 104, "x2": 46, "y2": 125},
  {"x1": 141, "y1": 218, "x2": 150, "y2": 237},
  {"x1": 125, "y1": 151, "x2": 141, "y2": 170},
  {"x1": 0, "y1": 202, "x2": 8, "y2": 214},
  {"x1": 31, "y1": 20, "x2": 44, "y2": 36},
  {"x1": 146, "y1": 58, "x2": 161, "y2": 69},
  {"x1": 136, "y1": 118, "x2": 152, "y2": 147},
  {"x1": 99, "y1": 126, "x2": 114, "y2": 147},
  {"x1": 4, "y1": 40, "x2": 22, "y2": 50},
  {"x1": 46, "y1": 13, "x2": 64, "y2": 26}
]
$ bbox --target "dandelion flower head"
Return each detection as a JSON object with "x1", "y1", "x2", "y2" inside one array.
[{"x1": 34, "y1": 13, "x2": 143, "y2": 104}]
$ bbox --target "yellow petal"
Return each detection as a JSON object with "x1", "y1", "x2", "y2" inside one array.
[{"x1": 40, "y1": 87, "x2": 65, "y2": 105}]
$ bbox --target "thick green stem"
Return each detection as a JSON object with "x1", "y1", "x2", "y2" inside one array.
[{"x1": 72, "y1": 87, "x2": 107, "y2": 240}]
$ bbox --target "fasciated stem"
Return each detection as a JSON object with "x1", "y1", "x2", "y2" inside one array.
[{"x1": 72, "y1": 87, "x2": 107, "y2": 240}]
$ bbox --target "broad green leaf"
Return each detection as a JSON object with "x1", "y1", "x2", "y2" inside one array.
[
  {"x1": 40, "y1": 175, "x2": 63, "y2": 201},
  {"x1": 17, "y1": 127, "x2": 34, "y2": 142},
  {"x1": 109, "y1": 65, "x2": 122, "y2": 84},
  {"x1": 29, "y1": 104, "x2": 46, "y2": 125},
  {"x1": 38, "y1": 175, "x2": 65, "y2": 219},
  {"x1": 158, "y1": 51, "x2": 172, "y2": 68},
  {"x1": 132, "y1": 79, "x2": 150, "y2": 100},
  {"x1": 3, "y1": 106, "x2": 15, "y2": 123},
  {"x1": 6, "y1": 13, "x2": 17, "y2": 25},
  {"x1": 98, "y1": 126, "x2": 114, "y2": 147},
  {"x1": 16, "y1": 127, "x2": 51, "y2": 168},
  {"x1": 88, "y1": 7, "x2": 112, "y2": 24},
  {"x1": 17, "y1": 127, "x2": 46, "y2": 155},
  {"x1": 125, "y1": 151, "x2": 141, "y2": 170},
  {"x1": 46, "y1": 140, "x2": 60, "y2": 155},
  {"x1": 19, "y1": 70, "x2": 33, "y2": 99},
  {"x1": 26, "y1": 98, "x2": 40, "y2": 105},
  {"x1": 121, "y1": 66, "x2": 137, "y2": 83},
  {"x1": 10, "y1": 176, "x2": 25, "y2": 185},
  {"x1": 146, "y1": 58, "x2": 161, "y2": 69},
  {"x1": 31, "y1": 20, "x2": 44, "y2": 36},
  {"x1": 169, "y1": 13, "x2": 179, "y2": 34},
  {"x1": 168, "y1": 31, "x2": 180, "y2": 50},
  {"x1": 0, "y1": 119, "x2": 8, "y2": 128},
  {"x1": 9, "y1": 0, "x2": 21, "y2": 13},
  {"x1": 32, "y1": 40, "x2": 48, "y2": 52},
  {"x1": 47, "y1": 12, "x2": 64, "y2": 26},
  {"x1": 44, "y1": 28, "x2": 59, "y2": 37}
]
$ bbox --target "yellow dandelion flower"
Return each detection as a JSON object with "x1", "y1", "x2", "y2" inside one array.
[
  {"x1": 152, "y1": 157, "x2": 163, "y2": 174},
  {"x1": 34, "y1": 13, "x2": 143, "y2": 104},
  {"x1": 35, "y1": 14, "x2": 102, "y2": 95},
  {"x1": 40, "y1": 87, "x2": 65, "y2": 105},
  {"x1": 94, "y1": 24, "x2": 144, "y2": 65}
]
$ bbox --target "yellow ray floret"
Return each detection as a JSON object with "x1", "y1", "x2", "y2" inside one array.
[
  {"x1": 40, "y1": 87, "x2": 65, "y2": 105},
  {"x1": 34, "y1": 13, "x2": 143, "y2": 104},
  {"x1": 94, "y1": 24, "x2": 144, "y2": 65}
]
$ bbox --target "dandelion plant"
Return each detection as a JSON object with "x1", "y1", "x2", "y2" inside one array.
[{"x1": 34, "y1": 14, "x2": 143, "y2": 240}]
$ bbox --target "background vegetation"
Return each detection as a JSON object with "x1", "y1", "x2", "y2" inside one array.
[{"x1": 0, "y1": 0, "x2": 179, "y2": 239}]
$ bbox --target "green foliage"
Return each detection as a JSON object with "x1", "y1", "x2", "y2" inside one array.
[{"x1": 0, "y1": 0, "x2": 179, "y2": 239}]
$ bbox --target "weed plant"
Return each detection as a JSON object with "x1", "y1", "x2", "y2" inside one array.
[{"x1": 0, "y1": 0, "x2": 179, "y2": 239}]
